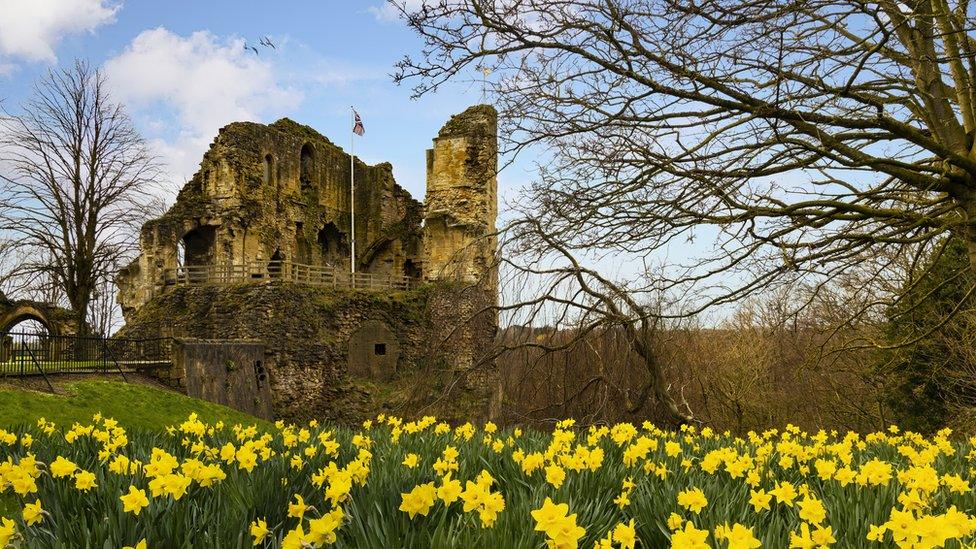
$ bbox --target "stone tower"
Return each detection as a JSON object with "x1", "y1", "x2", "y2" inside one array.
[
  {"x1": 422, "y1": 104, "x2": 498, "y2": 291},
  {"x1": 422, "y1": 105, "x2": 500, "y2": 414}
]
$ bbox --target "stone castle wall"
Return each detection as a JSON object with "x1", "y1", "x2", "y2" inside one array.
[
  {"x1": 118, "y1": 282, "x2": 496, "y2": 423},
  {"x1": 423, "y1": 105, "x2": 498, "y2": 291},
  {"x1": 116, "y1": 105, "x2": 501, "y2": 424},
  {"x1": 117, "y1": 118, "x2": 423, "y2": 319}
]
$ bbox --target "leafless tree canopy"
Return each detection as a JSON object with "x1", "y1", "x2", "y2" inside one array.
[
  {"x1": 395, "y1": 0, "x2": 976, "y2": 312},
  {"x1": 0, "y1": 61, "x2": 160, "y2": 333},
  {"x1": 390, "y1": 0, "x2": 976, "y2": 422}
]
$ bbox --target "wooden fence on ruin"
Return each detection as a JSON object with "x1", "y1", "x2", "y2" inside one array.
[{"x1": 160, "y1": 261, "x2": 419, "y2": 292}]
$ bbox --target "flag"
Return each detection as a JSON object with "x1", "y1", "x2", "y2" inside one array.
[{"x1": 352, "y1": 109, "x2": 365, "y2": 136}]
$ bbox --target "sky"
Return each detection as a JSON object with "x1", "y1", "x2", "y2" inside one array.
[
  {"x1": 0, "y1": 0, "x2": 526, "y2": 203},
  {"x1": 0, "y1": 0, "x2": 736, "y2": 327}
]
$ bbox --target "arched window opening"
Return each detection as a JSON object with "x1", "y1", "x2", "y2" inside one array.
[
  {"x1": 317, "y1": 223, "x2": 348, "y2": 267},
  {"x1": 403, "y1": 259, "x2": 421, "y2": 279},
  {"x1": 300, "y1": 144, "x2": 314, "y2": 190},
  {"x1": 182, "y1": 227, "x2": 216, "y2": 267},
  {"x1": 263, "y1": 154, "x2": 274, "y2": 184},
  {"x1": 268, "y1": 249, "x2": 285, "y2": 278}
]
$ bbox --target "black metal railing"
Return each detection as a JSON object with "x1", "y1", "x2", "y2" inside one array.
[{"x1": 0, "y1": 331, "x2": 173, "y2": 381}]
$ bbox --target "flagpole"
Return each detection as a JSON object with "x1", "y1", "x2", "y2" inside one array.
[{"x1": 350, "y1": 107, "x2": 356, "y2": 276}]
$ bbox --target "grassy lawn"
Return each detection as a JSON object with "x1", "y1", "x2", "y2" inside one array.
[{"x1": 0, "y1": 380, "x2": 269, "y2": 431}]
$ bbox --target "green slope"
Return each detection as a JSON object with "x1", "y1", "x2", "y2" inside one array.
[{"x1": 0, "y1": 380, "x2": 269, "y2": 430}]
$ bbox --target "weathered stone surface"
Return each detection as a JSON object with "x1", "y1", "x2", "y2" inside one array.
[
  {"x1": 116, "y1": 105, "x2": 501, "y2": 424},
  {"x1": 118, "y1": 282, "x2": 496, "y2": 423},
  {"x1": 423, "y1": 105, "x2": 498, "y2": 289},
  {"x1": 347, "y1": 320, "x2": 399, "y2": 381},
  {"x1": 0, "y1": 295, "x2": 79, "y2": 335},
  {"x1": 116, "y1": 117, "x2": 423, "y2": 319}
]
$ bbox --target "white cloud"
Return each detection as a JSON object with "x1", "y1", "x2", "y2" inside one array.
[
  {"x1": 368, "y1": 0, "x2": 425, "y2": 22},
  {"x1": 0, "y1": 0, "x2": 118, "y2": 63},
  {"x1": 103, "y1": 28, "x2": 303, "y2": 197}
]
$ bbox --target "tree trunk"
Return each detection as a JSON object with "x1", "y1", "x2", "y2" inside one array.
[
  {"x1": 961, "y1": 196, "x2": 976, "y2": 282},
  {"x1": 627, "y1": 320, "x2": 694, "y2": 425}
]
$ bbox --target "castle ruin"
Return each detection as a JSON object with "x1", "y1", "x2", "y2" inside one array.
[{"x1": 116, "y1": 105, "x2": 499, "y2": 422}]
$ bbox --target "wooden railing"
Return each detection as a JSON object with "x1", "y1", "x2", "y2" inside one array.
[{"x1": 161, "y1": 261, "x2": 419, "y2": 292}]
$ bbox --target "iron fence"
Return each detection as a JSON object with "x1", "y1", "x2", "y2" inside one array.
[{"x1": 0, "y1": 331, "x2": 173, "y2": 386}]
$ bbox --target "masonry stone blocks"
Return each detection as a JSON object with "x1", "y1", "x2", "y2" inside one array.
[{"x1": 116, "y1": 105, "x2": 500, "y2": 423}]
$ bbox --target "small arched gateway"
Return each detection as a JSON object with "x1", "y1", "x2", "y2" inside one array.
[
  {"x1": 0, "y1": 301, "x2": 76, "y2": 337},
  {"x1": 0, "y1": 297, "x2": 77, "y2": 365},
  {"x1": 0, "y1": 306, "x2": 56, "y2": 336}
]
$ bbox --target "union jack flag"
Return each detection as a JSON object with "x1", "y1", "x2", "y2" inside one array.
[{"x1": 352, "y1": 109, "x2": 365, "y2": 136}]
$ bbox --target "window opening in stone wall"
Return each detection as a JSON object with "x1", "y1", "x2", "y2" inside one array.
[
  {"x1": 374, "y1": 343, "x2": 386, "y2": 356},
  {"x1": 318, "y1": 223, "x2": 347, "y2": 267},
  {"x1": 268, "y1": 249, "x2": 284, "y2": 278},
  {"x1": 182, "y1": 227, "x2": 216, "y2": 267},
  {"x1": 300, "y1": 144, "x2": 314, "y2": 190},
  {"x1": 181, "y1": 227, "x2": 216, "y2": 283},
  {"x1": 176, "y1": 240, "x2": 186, "y2": 268},
  {"x1": 263, "y1": 154, "x2": 274, "y2": 184}
]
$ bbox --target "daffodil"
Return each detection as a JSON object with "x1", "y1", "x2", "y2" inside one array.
[
  {"x1": 671, "y1": 521, "x2": 710, "y2": 549},
  {"x1": 250, "y1": 518, "x2": 269, "y2": 545},
  {"x1": 677, "y1": 487, "x2": 708, "y2": 514},
  {"x1": 399, "y1": 482, "x2": 437, "y2": 519},
  {"x1": 0, "y1": 518, "x2": 16, "y2": 546},
  {"x1": 49, "y1": 456, "x2": 77, "y2": 478},
  {"x1": 74, "y1": 470, "x2": 97, "y2": 491},
  {"x1": 612, "y1": 519, "x2": 637, "y2": 549},
  {"x1": 22, "y1": 500, "x2": 42, "y2": 526}
]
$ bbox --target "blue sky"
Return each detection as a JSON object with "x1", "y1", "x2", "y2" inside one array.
[
  {"x1": 0, "y1": 0, "x2": 739, "y2": 325},
  {"x1": 0, "y1": 0, "x2": 523, "y2": 203}
]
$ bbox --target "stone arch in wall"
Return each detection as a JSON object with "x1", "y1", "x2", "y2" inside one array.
[
  {"x1": 268, "y1": 249, "x2": 285, "y2": 278},
  {"x1": 182, "y1": 226, "x2": 217, "y2": 267},
  {"x1": 0, "y1": 305, "x2": 58, "y2": 336},
  {"x1": 347, "y1": 320, "x2": 399, "y2": 381}
]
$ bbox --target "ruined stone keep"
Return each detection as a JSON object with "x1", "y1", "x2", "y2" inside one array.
[{"x1": 117, "y1": 105, "x2": 500, "y2": 423}]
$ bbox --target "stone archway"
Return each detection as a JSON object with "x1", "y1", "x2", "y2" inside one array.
[
  {"x1": 0, "y1": 305, "x2": 60, "y2": 337},
  {"x1": 0, "y1": 296, "x2": 77, "y2": 338},
  {"x1": 0, "y1": 301, "x2": 75, "y2": 365}
]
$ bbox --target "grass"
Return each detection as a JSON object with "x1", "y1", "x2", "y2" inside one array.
[{"x1": 0, "y1": 380, "x2": 269, "y2": 431}]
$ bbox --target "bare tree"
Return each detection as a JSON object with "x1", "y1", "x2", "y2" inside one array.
[
  {"x1": 388, "y1": 0, "x2": 976, "y2": 421},
  {"x1": 0, "y1": 61, "x2": 159, "y2": 334}
]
